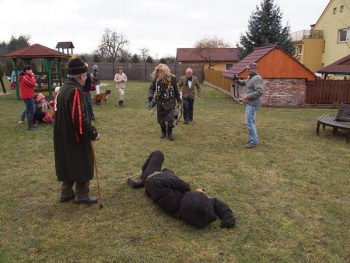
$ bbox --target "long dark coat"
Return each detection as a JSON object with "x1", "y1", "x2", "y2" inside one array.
[{"x1": 54, "y1": 78, "x2": 99, "y2": 182}]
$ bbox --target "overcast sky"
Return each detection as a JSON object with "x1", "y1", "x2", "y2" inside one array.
[{"x1": 1, "y1": 0, "x2": 330, "y2": 59}]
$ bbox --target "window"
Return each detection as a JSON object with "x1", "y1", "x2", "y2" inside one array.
[
  {"x1": 340, "y1": 5, "x2": 344, "y2": 12},
  {"x1": 339, "y1": 28, "x2": 350, "y2": 43},
  {"x1": 226, "y1": 63, "x2": 233, "y2": 70},
  {"x1": 297, "y1": 45, "x2": 302, "y2": 55},
  {"x1": 333, "y1": 7, "x2": 337, "y2": 14}
]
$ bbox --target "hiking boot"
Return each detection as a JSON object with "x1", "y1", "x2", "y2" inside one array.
[
  {"x1": 160, "y1": 126, "x2": 166, "y2": 138},
  {"x1": 127, "y1": 178, "x2": 144, "y2": 188},
  {"x1": 245, "y1": 142, "x2": 258, "y2": 148}
]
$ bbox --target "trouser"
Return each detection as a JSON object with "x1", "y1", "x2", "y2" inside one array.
[
  {"x1": 183, "y1": 98, "x2": 194, "y2": 121},
  {"x1": 95, "y1": 85, "x2": 100, "y2": 94},
  {"x1": 118, "y1": 88, "x2": 125, "y2": 101},
  {"x1": 85, "y1": 91, "x2": 95, "y2": 119},
  {"x1": 140, "y1": 151, "x2": 164, "y2": 185},
  {"x1": 61, "y1": 181, "x2": 90, "y2": 201},
  {"x1": 245, "y1": 104, "x2": 259, "y2": 144}
]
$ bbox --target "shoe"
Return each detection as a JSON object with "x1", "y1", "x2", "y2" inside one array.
[
  {"x1": 160, "y1": 133, "x2": 166, "y2": 138},
  {"x1": 127, "y1": 178, "x2": 144, "y2": 188},
  {"x1": 18, "y1": 120, "x2": 24, "y2": 124},
  {"x1": 74, "y1": 197, "x2": 98, "y2": 205},
  {"x1": 91, "y1": 117, "x2": 95, "y2": 121},
  {"x1": 168, "y1": 133, "x2": 174, "y2": 141},
  {"x1": 60, "y1": 195, "x2": 75, "y2": 203},
  {"x1": 184, "y1": 121, "x2": 189, "y2": 124},
  {"x1": 245, "y1": 143, "x2": 258, "y2": 148}
]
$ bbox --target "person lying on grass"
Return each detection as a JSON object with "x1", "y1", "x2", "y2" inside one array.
[{"x1": 127, "y1": 150, "x2": 236, "y2": 229}]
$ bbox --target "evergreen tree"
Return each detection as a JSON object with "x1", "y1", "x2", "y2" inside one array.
[{"x1": 237, "y1": 0, "x2": 294, "y2": 58}]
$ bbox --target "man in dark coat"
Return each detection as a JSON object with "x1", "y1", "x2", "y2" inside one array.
[
  {"x1": 127, "y1": 151, "x2": 236, "y2": 228},
  {"x1": 148, "y1": 64, "x2": 182, "y2": 141},
  {"x1": 54, "y1": 57, "x2": 100, "y2": 205}
]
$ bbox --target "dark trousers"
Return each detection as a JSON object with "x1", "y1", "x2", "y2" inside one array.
[
  {"x1": 183, "y1": 98, "x2": 194, "y2": 121},
  {"x1": 140, "y1": 151, "x2": 164, "y2": 184},
  {"x1": 61, "y1": 181, "x2": 90, "y2": 201},
  {"x1": 85, "y1": 91, "x2": 94, "y2": 120}
]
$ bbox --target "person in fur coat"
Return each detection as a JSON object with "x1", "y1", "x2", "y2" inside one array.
[{"x1": 114, "y1": 67, "x2": 128, "y2": 106}]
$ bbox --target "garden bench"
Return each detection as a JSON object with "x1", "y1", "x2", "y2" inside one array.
[{"x1": 316, "y1": 103, "x2": 350, "y2": 143}]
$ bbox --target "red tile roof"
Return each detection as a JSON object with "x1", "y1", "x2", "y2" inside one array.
[
  {"x1": 223, "y1": 44, "x2": 316, "y2": 81},
  {"x1": 317, "y1": 54, "x2": 350, "y2": 75},
  {"x1": 222, "y1": 45, "x2": 276, "y2": 77},
  {"x1": 2, "y1": 43, "x2": 71, "y2": 59},
  {"x1": 176, "y1": 48, "x2": 240, "y2": 62}
]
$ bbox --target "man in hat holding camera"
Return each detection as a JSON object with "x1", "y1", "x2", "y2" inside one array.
[
  {"x1": 233, "y1": 62, "x2": 264, "y2": 148},
  {"x1": 54, "y1": 57, "x2": 101, "y2": 205}
]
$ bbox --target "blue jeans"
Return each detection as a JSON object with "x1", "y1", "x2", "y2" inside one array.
[
  {"x1": 245, "y1": 104, "x2": 259, "y2": 144},
  {"x1": 24, "y1": 98, "x2": 35, "y2": 120}
]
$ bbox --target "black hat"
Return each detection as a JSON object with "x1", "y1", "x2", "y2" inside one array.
[
  {"x1": 179, "y1": 191, "x2": 217, "y2": 228},
  {"x1": 67, "y1": 58, "x2": 88, "y2": 75}
]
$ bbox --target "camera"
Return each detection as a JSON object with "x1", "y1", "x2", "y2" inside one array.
[{"x1": 232, "y1": 74, "x2": 238, "y2": 81}]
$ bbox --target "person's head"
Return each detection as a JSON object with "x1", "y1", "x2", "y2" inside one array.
[
  {"x1": 151, "y1": 63, "x2": 171, "y2": 80},
  {"x1": 93, "y1": 65, "x2": 98, "y2": 71},
  {"x1": 246, "y1": 63, "x2": 258, "y2": 74},
  {"x1": 179, "y1": 191, "x2": 217, "y2": 228},
  {"x1": 185, "y1": 67, "x2": 193, "y2": 78},
  {"x1": 23, "y1": 65, "x2": 32, "y2": 73},
  {"x1": 67, "y1": 57, "x2": 88, "y2": 85},
  {"x1": 118, "y1": 67, "x2": 123, "y2": 73}
]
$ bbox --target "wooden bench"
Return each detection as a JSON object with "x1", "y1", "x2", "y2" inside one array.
[{"x1": 316, "y1": 103, "x2": 350, "y2": 143}]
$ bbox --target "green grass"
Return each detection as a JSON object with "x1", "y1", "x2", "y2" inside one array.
[{"x1": 0, "y1": 78, "x2": 349, "y2": 262}]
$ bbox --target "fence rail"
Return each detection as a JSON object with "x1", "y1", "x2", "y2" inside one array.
[{"x1": 305, "y1": 80, "x2": 350, "y2": 104}]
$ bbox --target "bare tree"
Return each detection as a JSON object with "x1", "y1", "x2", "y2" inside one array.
[
  {"x1": 96, "y1": 28, "x2": 129, "y2": 62},
  {"x1": 193, "y1": 36, "x2": 231, "y2": 69},
  {"x1": 139, "y1": 48, "x2": 149, "y2": 63}
]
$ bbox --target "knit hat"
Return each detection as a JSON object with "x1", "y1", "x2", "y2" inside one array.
[
  {"x1": 93, "y1": 65, "x2": 98, "y2": 70},
  {"x1": 179, "y1": 191, "x2": 217, "y2": 228},
  {"x1": 67, "y1": 58, "x2": 87, "y2": 75},
  {"x1": 246, "y1": 63, "x2": 258, "y2": 69},
  {"x1": 186, "y1": 68, "x2": 193, "y2": 73}
]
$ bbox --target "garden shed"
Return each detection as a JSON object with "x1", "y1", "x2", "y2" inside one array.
[
  {"x1": 223, "y1": 45, "x2": 316, "y2": 107},
  {"x1": 2, "y1": 44, "x2": 71, "y2": 99}
]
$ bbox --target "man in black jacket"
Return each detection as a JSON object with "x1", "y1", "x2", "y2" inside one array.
[{"x1": 127, "y1": 151, "x2": 236, "y2": 228}]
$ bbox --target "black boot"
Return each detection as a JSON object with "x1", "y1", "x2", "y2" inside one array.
[
  {"x1": 28, "y1": 117, "x2": 36, "y2": 131},
  {"x1": 127, "y1": 178, "x2": 144, "y2": 188},
  {"x1": 167, "y1": 125, "x2": 174, "y2": 141},
  {"x1": 160, "y1": 126, "x2": 166, "y2": 138}
]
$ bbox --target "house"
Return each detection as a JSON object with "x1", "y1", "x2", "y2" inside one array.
[
  {"x1": 291, "y1": 0, "x2": 350, "y2": 73},
  {"x1": 222, "y1": 45, "x2": 316, "y2": 107},
  {"x1": 317, "y1": 54, "x2": 350, "y2": 79},
  {"x1": 176, "y1": 48, "x2": 240, "y2": 71}
]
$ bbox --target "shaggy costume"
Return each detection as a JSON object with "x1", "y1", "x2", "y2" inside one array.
[
  {"x1": 148, "y1": 75, "x2": 181, "y2": 140},
  {"x1": 127, "y1": 151, "x2": 236, "y2": 228},
  {"x1": 54, "y1": 58, "x2": 99, "y2": 203}
]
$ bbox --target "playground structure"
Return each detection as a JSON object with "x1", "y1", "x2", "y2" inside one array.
[{"x1": 2, "y1": 44, "x2": 71, "y2": 99}]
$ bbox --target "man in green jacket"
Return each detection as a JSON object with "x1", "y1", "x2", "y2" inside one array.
[{"x1": 54, "y1": 58, "x2": 101, "y2": 205}]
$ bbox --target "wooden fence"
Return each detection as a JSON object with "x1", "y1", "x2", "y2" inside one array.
[
  {"x1": 305, "y1": 80, "x2": 350, "y2": 104},
  {"x1": 204, "y1": 69, "x2": 231, "y2": 92}
]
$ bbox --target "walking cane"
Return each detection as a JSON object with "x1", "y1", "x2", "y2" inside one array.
[{"x1": 91, "y1": 142, "x2": 104, "y2": 209}]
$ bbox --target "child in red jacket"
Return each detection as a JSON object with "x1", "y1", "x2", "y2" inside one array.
[{"x1": 18, "y1": 65, "x2": 37, "y2": 130}]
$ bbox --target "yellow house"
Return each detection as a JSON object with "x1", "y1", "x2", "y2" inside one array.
[
  {"x1": 176, "y1": 48, "x2": 240, "y2": 71},
  {"x1": 291, "y1": 0, "x2": 350, "y2": 73}
]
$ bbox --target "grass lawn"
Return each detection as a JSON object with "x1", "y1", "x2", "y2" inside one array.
[{"x1": 0, "y1": 78, "x2": 349, "y2": 262}]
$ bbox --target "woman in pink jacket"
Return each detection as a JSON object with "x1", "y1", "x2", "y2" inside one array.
[
  {"x1": 114, "y1": 67, "x2": 127, "y2": 106},
  {"x1": 18, "y1": 65, "x2": 37, "y2": 130}
]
